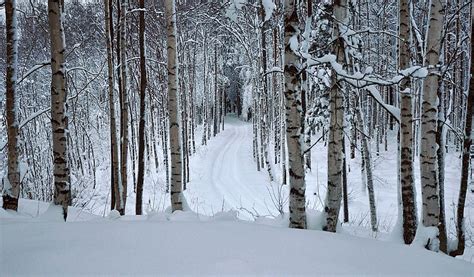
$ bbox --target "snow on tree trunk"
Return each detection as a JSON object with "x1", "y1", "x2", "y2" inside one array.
[
  {"x1": 3, "y1": 0, "x2": 20, "y2": 211},
  {"x1": 284, "y1": 0, "x2": 306, "y2": 229},
  {"x1": 398, "y1": 0, "x2": 417, "y2": 244},
  {"x1": 165, "y1": 0, "x2": 184, "y2": 212},
  {"x1": 419, "y1": 0, "x2": 445, "y2": 251},
  {"x1": 323, "y1": 0, "x2": 346, "y2": 233},
  {"x1": 48, "y1": 0, "x2": 71, "y2": 221}
]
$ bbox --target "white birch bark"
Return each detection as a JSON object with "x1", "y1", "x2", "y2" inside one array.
[
  {"x1": 48, "y1": 0, "x2": 70, "y2": 220},
  {"x1": 356, "y1": 96, "x2": 377, "y2": 232},
  {"x1": 165, "y1": 0, "x2": 184, "y2": 211},
  {"x1": 3, "y1": 0, "x2": 20, "y2": 211},
  {"x1": 419, "y1": 0, "x2": 445, "y2": 250},
  {"x1": 323, "y1": 0, "x2": 346, "y2": 232},
  {"x1": 284, "y1": 0, "x2": 306, "y2": 229}
]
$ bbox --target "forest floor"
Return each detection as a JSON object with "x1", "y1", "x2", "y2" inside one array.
[{"x1": 1, "y1": 115, "x2": 474, "y2": 274}]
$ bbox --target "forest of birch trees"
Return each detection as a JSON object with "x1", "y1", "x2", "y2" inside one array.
[{"x1": 1, "y1": 0, "x2": 473, "y2": 257}]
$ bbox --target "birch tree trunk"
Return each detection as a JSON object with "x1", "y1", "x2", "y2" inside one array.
[
  {"x1": 419, "y1": 0, "x2": 445, "y2": 250},
  {"x1": 3, "y1": 0, "x2": 20, "y2": 211},
  {"x1": 118, "y1": 0, "x2": 129, "y2": 215},
  {"x1": 356, "y1": 95, "x2": 377, "y2": 232},
  {"x1": 260, "y1": 0, "x2": 274, "y2": 182},
  {"x1": 48, "y1": 0, "x2": 71, "y2": 220},
  {"x1": 165, "y1": 0, "x2": 183, "y2": 212},
  {"x1": 450, "y1": 13, "x2": 474, "y2": 256},
  {"x1": 323, "y1": 0, "x2": 346, "y2": 233},
  {"x1": 398, "y1": 0, "x2": 417, "y2": 244},
  {"x1": 135, "y1": 0, "x2": 147, "y2": 215},
  {"x1": 284, "y1": 0, "x2": 306, "y2": 229}
]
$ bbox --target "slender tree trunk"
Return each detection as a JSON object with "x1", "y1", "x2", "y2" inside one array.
[
  {"x1": 48, "y1": 0, "x2": 70, "y2": 220},
  {"x1": 281, "y1": 91, "x2": 287, "y2": 185},
  {"x1": 419, "y1": 0, "x2": 444, "y2": 250},
  {"x1": 213, "y1": 45, "x2": 218, "y2": 137},
  {"x1": 398, "y1": 0, "x2": 417, "y2": 244},
  {"x1": 151, "y1": 103, "x2": 159, "y2": 172},
  {"x1": 165, "y1": 0, "x2": 183, "y2": 212},
  {"x1": 135, "y1": 0, "x2": 147, "y2": 215},
  {"x1": 117, "y1": 0, "x2": 129, "y2": 215},
  {"x1": 283, "y1": 0, "x2": 306, "y2": 229},
  {"x1": 323, "y1": 0, "x2": 346, "y2": 232},
  {"x1": 260, "y1": 0, "x2": 274, "y2": 182},
  {"x1": 450, "y1": 13, "x2": 474, "y2": 256},
  {"x1": 356, "y1": 95, "x2": 377, "y2": 232},
  {"x1": 103, "y1": 0, "x2": 120, "y2": 211},
  {"x1": 3, "y1": 0, "x2": 20, "y2": 211},
  {"x1": 342, "y1": 136, "x2": 349, "y2": 223},
  {"x1": 437, "y1": 76, "x2": 448, "y2": 253}
]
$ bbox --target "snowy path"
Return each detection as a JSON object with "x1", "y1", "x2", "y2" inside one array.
[{"x1": 185, "y1": 115, "x2": 277, "y2": 218}]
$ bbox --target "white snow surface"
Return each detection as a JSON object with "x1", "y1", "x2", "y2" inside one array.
[{"x1": 1, "y1": 199, "x2": 473, "y2": 276}]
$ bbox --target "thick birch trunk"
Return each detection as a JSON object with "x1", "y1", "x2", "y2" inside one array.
[
  {"x1": 323, "y1": 0, "x2": 346, "y2": 232},
  {"x1": 419, "y1": 0, "x2": 445, "y2": 250},
  {"x1": 284, "y1": 0, "x2": 306, "y2": 229},
  {"x1": 165, "y1": 0, "x2": 183, "y2": 212},
  {"x1": 398, "y1": 0, "x2": 417, "y2": 244},
  {"x1": 48, "y1": 0, "x2": 71, "y2": 220},
  {"x1": 3, "y1": 0, "x2": 20, "y2": 211}
]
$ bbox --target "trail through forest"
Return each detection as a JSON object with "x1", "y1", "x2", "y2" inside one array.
[{"x1": 185, "y1": 115, "x2": 275, "y2": 218}]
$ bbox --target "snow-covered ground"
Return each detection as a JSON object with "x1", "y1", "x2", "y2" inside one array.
[
  {"x1": 2, "y1": 115, "x2": 474, "y2": 275},
  {"x1": 1, "y1": 199, "x2": 473, "y2": 275}
]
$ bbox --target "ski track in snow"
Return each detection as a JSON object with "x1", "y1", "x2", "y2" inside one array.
[{"x1": 187, "y1": 115, "x2": 273, "y2": 218}]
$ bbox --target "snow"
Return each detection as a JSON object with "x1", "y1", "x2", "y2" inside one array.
[
  {"x1": 225, "y1": 0, "x2": 247, "y2": 22},
  {"x1": 1, "y1": 200, "x2": 472, "y2": 275},
  {"x1": 262, "y1": 0, "x2": 275, "y2": 21},
  {"x1": 184, "y1": 116, "x2": 273, "y2": 218},
  {"x1": 289, "y1": 34, "x2": 299, "y2": 53}
]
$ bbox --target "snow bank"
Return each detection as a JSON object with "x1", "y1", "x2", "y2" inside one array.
[{"x1": 1, "y1": 208, "x2": 472, "y2": 275}]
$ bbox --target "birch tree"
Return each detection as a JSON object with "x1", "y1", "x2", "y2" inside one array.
[
  {"x1": 419, "y1": 0, "x2": 445, "y2": 250},
  {"x1": 398, "y1": 0, "x2": 417, "y2": 244},
  {"x1": 323, "y1": 0, "x2": 346, "y2": 233},
  {"x1": 165, "y1": 0, "x2": 184, "y2": 212},
  {"x1": 3, "y1": 0, "x2": 20, "y2": 211},
  {"x1": 48, "y1": 0, "x2": 71, "y2": 220},
  {"x1": 284, "y1": 0, "x2": 306, "y2": 229}
]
